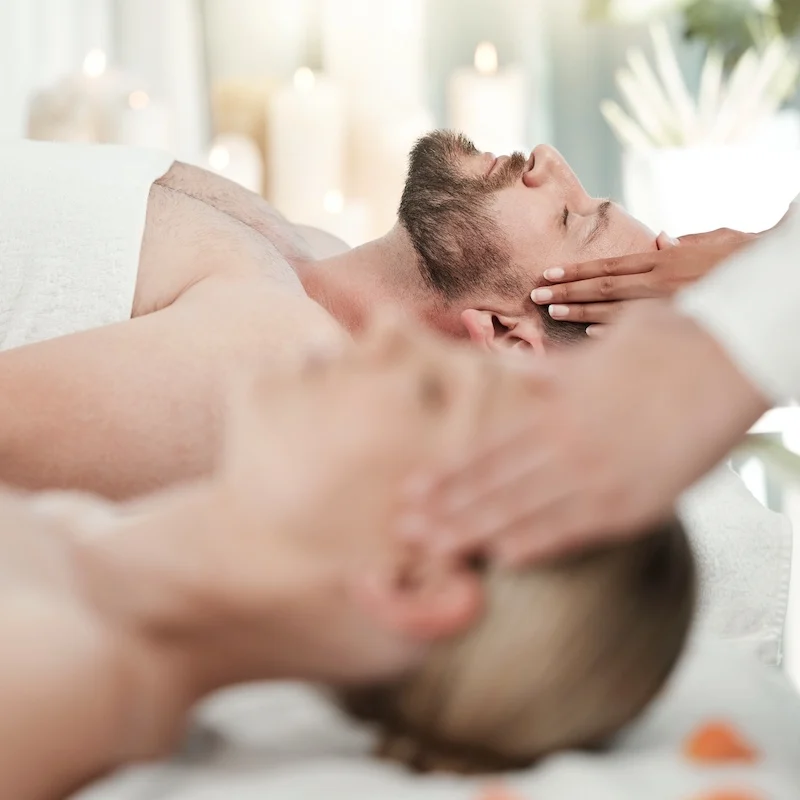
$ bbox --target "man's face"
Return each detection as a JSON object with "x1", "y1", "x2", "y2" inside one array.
[
  {"x1": 400, "y1": 131, "x2": 657, "y2": 350},
  {"x1": 460, "y1": 142, "x2": 657, "y2": 290}
]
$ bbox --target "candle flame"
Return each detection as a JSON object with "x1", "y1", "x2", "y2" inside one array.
[
  {"x1": 475, "y1": 42, "x2": 498, "y2": 76},
  {"x1": 324, "y1": 190, "x2": 345, "y2": 214},
  {"x1": 294, "y1": 67, "x2": 316, "y2": 93},
  {"x1": 209, "y1": 145, "x2": 231, "y2": 172},
  {"x1": 83, "y1": 49, "x2": 107, "y2": 78},
  {"x1": 128, "y1": 90, "x2": 150, "y2": 111}
]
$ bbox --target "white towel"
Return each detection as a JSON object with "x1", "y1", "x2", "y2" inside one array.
[
  {"x1": 679, "y1": 464, "x2": 793, "y2": 665},
  {"x1": 0, "y1": 139, "x2": 174, "y2": 350}
]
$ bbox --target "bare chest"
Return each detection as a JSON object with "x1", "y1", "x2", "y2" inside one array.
[{"x1": 132, "y1": 184, "x2": 310, "y2": 317}]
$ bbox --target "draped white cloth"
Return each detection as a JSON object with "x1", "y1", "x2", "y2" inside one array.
[{"x1": 679, "y1": 207, "x2": 800, "y2": 402}]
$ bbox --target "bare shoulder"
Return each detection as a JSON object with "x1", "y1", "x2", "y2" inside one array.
[
  {"x1": 177, "y1": 273, "x2": 349, "y2": 366},
  {"x1": 294, "y1": 225, "x2": 352, "y2": 259}
]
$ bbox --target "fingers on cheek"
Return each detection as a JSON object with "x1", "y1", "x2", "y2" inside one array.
[{"x1": 549, "y1": 304, "x2": 583, "y2": 322}]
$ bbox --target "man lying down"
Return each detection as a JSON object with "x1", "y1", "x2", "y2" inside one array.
[
  {"x1": 1, "y1": 322, "x2": 695, "y2": 798},
  {"x1": 0, "y1": 132, "x2": 660, "y2": 498}
]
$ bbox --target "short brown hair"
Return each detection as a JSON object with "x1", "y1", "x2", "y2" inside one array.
[{"x1": 398, "y1": 131, "x2": 529, "y2": 301}]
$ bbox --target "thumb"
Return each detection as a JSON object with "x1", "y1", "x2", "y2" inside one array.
[{"x1": 656, "y1": 231, "x2": 680, "y2": 249}]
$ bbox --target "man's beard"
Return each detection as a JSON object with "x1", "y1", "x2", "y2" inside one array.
[
  {"x1": 397, "y1": 131, "x2": 528, "y2": 299},
  {"x1": 403, "y1": 131, "x2": 527, "y2": 201}
]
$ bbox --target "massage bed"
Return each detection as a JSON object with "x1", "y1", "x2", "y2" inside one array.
[{"x1": 75, "y1": 465, "x2": 800, "y2": 800}]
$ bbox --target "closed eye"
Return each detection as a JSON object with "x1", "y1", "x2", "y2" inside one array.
[{"x1": 561, "y1": 205, "x2": 569, "y2": 227}]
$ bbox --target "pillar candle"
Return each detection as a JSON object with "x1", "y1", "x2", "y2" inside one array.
[
  {"x1": 360, "y1": 107, "x2": 435, "y2": 238},
  {"x1": 447, "y1": 42, "x2": 526, "y2": 154},
  {"x1": 211, "y1": 79, "x2": 277, "y2": 195},
  {"x1": 27, "y1": 56, "x2": 123, "y2": 144},
  {"x1": 267, "y1": 68, "x2": 345, "y2": 225},
  {"x1": 117, "y1": 89, "x2": 175, "y2": 151},
  {"x1": 317, "y1": 191, "x2": 370, "y2": 247},
  {"x1": 321, "y1": 0, "x2": 429, "y2": 203},
  {"x1": 207, "y1": 134, "x2": 264, "y2": 195},
  {"x1": 115, "y1": 0, "x2": 210, "y2": 163}
]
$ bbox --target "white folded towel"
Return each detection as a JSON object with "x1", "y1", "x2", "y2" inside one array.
[
  {"x1": 0, "y1": 139, "x2": 174, "y2": 350},
  {"x1": 679, "y1": 464, "x2": 793, "y2": 665}
]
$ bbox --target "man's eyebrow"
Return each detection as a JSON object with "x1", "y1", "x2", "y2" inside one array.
[{"x1": 581, "y1": 199, "x2": 612, "y2": 248}]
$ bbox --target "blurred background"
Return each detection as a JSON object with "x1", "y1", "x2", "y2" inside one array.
[
  {"x1": 2, "y1": 0, "x2": 800, "y2": 532},
  {"x1": 3, "y1": 0, "x2": 800, "y2": 245}
]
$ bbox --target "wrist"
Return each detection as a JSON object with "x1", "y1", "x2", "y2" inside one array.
[{"x1": 621, "y1": 303, "x2": 770, "y2": 443}]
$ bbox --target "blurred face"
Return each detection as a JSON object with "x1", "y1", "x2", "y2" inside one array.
[{"x1": 463, "y1": 143, "x2": 657, "y2": 290}]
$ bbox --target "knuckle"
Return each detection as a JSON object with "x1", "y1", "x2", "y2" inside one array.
[
  {"x1": 602, "y1": 259, "x2": 619, "y2": 276},
  {"x1": 598, "y1": 277, "x2": 615, "y2": 297}
]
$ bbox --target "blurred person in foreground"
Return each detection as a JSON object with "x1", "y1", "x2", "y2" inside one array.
[{"x1": 0, "y1": 322, "x2": 694, "y2": 799}]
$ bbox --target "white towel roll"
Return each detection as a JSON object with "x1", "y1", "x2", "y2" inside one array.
[{"x1": 0, "y1": 139, "x2": 174, "y2": 350}]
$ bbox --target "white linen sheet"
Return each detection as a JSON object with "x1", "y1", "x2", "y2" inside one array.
[{"x1": 76, "y1": 637, "x2": 800, "y2": 800}]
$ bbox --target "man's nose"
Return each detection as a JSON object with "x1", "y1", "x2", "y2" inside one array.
[{"x1": 523, "y1": 145, "x2": 587, "y2": 199}]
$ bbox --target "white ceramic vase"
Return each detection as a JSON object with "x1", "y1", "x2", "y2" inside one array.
[{"x1": 622, "y1": 113, "x2": 800, "y2": 235}]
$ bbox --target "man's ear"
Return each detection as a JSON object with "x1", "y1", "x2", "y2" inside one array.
[
  {"x1": 461, "y1": 309, "x2": 546, "y2": 357},
  {"x1": 352, "y1": 552, "x2": 484, "y2": 642}
]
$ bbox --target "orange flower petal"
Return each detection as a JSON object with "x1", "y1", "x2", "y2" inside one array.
[
  {"x1": 475, "y1": 786, "x2": 526, "y2": 800},
  {"x1": 684, "y1": 721, "x2": 759, "y2": 764}
]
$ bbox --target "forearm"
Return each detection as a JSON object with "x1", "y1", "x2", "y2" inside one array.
[
  {"x1": 0, "y1": 491, "x2": 148, "y2": 799},
  {"x1": 678, "y1": 211, "x2": 800, "y2": 402},
  {"x1": 0, "y1": 598, "x2": 134, "y2": 799},
  {"x1": 0, "y1": 484, "x2": 246, "y2": 799}
]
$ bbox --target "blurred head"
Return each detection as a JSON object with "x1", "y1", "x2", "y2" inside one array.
[
  {"x1": 339, "y1": 516, "x2": 694, "y2": 772},
  {"x1": 267, "y1": 324, "x2": 695, "y2": 774},
  {"x1": 398, "y1": 131, "x2": 656, "y2": 354}
]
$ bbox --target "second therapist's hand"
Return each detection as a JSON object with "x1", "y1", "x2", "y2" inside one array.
[
  {"x1": 396, "y1": 303, "x2": 769, "y2": 566},
  {"x1": 531, "y1": 228, "x2": 757, "y2": 332}
]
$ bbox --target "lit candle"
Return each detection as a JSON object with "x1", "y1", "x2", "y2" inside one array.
[
  {"x1": 207, "y1": 133, "x2": 264, "y2": 194},
  {"x1": 27, "y1": 49, "x2": 121, "y2": 144},
  {"x1": 317, "y1": 190, "x2": 370, "y2": 247},
  {"x1": 117, "y1": 89, "x2": 175, "y2": 151},
  {"x1": 447, "y1": 42, "x2": 526, "y2": 153},
  {"x1": 267, "y1": 68, "x2": 345, "y2": 225}
]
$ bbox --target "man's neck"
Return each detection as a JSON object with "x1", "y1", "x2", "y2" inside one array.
[{"x1": 295, "y1": 225, "x2": 449, "y2": 335}]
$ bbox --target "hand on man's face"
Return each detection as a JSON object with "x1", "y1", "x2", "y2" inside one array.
[
  {"x1": 397, "y1": 303, "x2": 769, "y2": 566},
  {"x1": 530, "y1": 228, "x2": 758, "y2": 333}
]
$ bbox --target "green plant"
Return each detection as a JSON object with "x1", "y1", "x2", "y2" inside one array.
[{"x1": 587, "y1": 0, "x2": 800, "y2": 69}]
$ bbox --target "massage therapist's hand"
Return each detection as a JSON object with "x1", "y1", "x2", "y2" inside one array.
[
  {"x1": 532, "y1": 228, "x2": 757, "y2": 332},
  {"x1": 399, "y1": 303, "x2": 769, "y2": 565}
]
